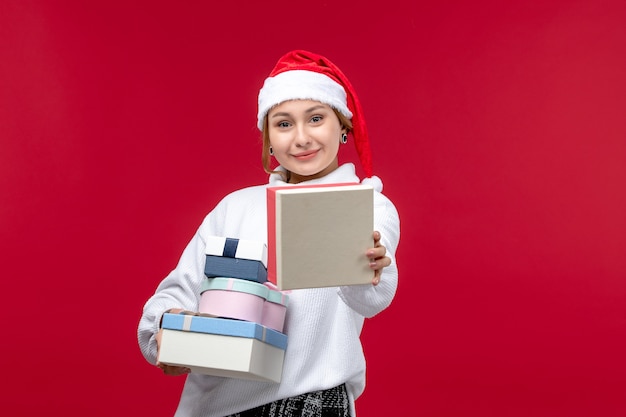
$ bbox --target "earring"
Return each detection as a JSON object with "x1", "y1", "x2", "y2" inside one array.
[
  {"x1": 269, "y1": 146, "x2": 274, "y2": 156},
  {"x1": 341, "y1": 133, "x2": 348, "y2": 144}
]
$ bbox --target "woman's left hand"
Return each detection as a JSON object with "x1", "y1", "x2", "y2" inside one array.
[{"x1": 367, "y1": 231, "x2": 391, "y2": 286}]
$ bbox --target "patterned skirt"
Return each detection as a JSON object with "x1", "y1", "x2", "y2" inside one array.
[{"x1": 227, "y1": 384, "x2": 350, "y2": 417}]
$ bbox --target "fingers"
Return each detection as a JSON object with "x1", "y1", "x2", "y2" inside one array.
[
  {"x1": 373, "y1": 230, "x2": 382, "y2": 245},
  {"x1": 367, "y1": 245, "x2": 387, "y2": 260},
  {"x1": 373, "y1": 266, "x2": 382, "y2": 286},
  {"x1": 367, "y1": 230, "x2": 390, "y2": 286},
  {"x1": 155, "y1": 329, "x2": 162, "y2": 350},
  {"x1": 156, "y1": 308, "x2": 190, "y2": 376},
  {"x1": 157, "y1": 363, "x2": 191, "y2": 376}
]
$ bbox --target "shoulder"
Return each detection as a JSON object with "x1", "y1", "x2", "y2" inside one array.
[
  {"x1": 374, "y1": 190, "x2": 400, "y2": 227},
  {"x1": 362, "y1": 176, "x2": 398, "y2": 214},
  {"x1": 221, "y1": 184, "x2": 267, "y2": 202},
  {"x1": 197, "y1": 184, "x2": 267, "y2": 235},
  {"x1": 211, "y1": 184, "x2": 268, "y2": 215},
  {"x1": 368, "y1": 177, "x2": 400, "y2": 233}
]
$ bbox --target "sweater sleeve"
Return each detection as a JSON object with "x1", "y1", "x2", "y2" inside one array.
[
  {"x1": 136, "y1": 203, "x2": 226, "y2": 365},
  {"x1": 337, "y1": 191, "x2": 400, "y2": 318}
]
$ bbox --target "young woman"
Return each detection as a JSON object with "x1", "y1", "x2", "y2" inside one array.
[{"x1": 138, "y1": 50, "x2": 400, "y2": 417}]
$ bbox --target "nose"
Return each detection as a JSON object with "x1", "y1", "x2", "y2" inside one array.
[{"x1": 294, "y1": 125, "x2": 311, "y2": 147}]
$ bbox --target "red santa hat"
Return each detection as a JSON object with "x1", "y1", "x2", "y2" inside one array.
[{"x1": 257, "y1": 50, "x2": 373, "y2": 178}]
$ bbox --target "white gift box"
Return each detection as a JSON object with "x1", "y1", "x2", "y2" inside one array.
[
  {"x1": 158, "y1": 313, "x2": 287, "y2": 383},
  {"x1": 267, "y1": 183, "x2": 374, "y2": 290},
  {"x1": 205, "y1": 236, "x2": 268, "y2": 268}
]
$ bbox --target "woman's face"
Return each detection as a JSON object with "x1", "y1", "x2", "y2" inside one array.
[{"x1": 267, "y1": 99, "x2": 345, "y2": 184}]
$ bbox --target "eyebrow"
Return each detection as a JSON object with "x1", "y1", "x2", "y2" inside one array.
[{"x1": 270, "y1": 104, "x2": 328, "y2": 119}]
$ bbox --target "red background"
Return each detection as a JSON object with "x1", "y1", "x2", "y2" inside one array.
[{"x1": 1, "y1": 1, "x2": 625, "y2": 416}]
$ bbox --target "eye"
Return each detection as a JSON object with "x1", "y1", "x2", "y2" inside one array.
[
  {"x1": 310, "y1": 115, "x2": 323, "y2": 123},
  {"x1": 276, "y1": 120, "x2": 291, "y2": 128}
]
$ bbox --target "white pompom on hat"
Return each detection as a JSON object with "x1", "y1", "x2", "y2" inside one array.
[{"x1": 257, "y1": 50, "x2": 373, "y2": 178}]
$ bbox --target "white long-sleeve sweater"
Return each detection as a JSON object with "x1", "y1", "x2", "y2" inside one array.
[{"x1": 137, "y1": 163, "x2": 400, "y2": 417}]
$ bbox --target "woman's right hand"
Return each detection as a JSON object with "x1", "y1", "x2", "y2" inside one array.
[{"x1": 156, "y1": 308, "x2": 191, "y2": 376}]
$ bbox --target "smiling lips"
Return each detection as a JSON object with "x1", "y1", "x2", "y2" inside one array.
[{"x1": 293, "y1": 150, "x2": 319, "y2": 160}]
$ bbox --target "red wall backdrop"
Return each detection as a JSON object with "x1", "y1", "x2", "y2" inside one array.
[{"x1": 1, "y1": 1, "x2": 625, "y2": 416}]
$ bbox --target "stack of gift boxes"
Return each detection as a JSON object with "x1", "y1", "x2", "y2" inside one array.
[{"x1": 157, "y1": 236, "x2": 290, "y2": 383}]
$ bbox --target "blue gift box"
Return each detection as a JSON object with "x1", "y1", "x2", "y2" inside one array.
[
  {"x1": 158, "y1": 313, "x2": 287, "y2": 382},
  {"x1": 204, "y1": 255, "x2": 267, "y2": 283},
  {"x1": 162, "y1": 313, "x2": 287, "y2": 350}
]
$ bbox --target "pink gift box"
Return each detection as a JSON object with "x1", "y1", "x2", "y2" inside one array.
[
  {"x1": 199, "y1": 277, "x2": 269, "y2": 323},
  {"x1": 261, "y1": 287, "x2": 290, "y2": 332}
]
